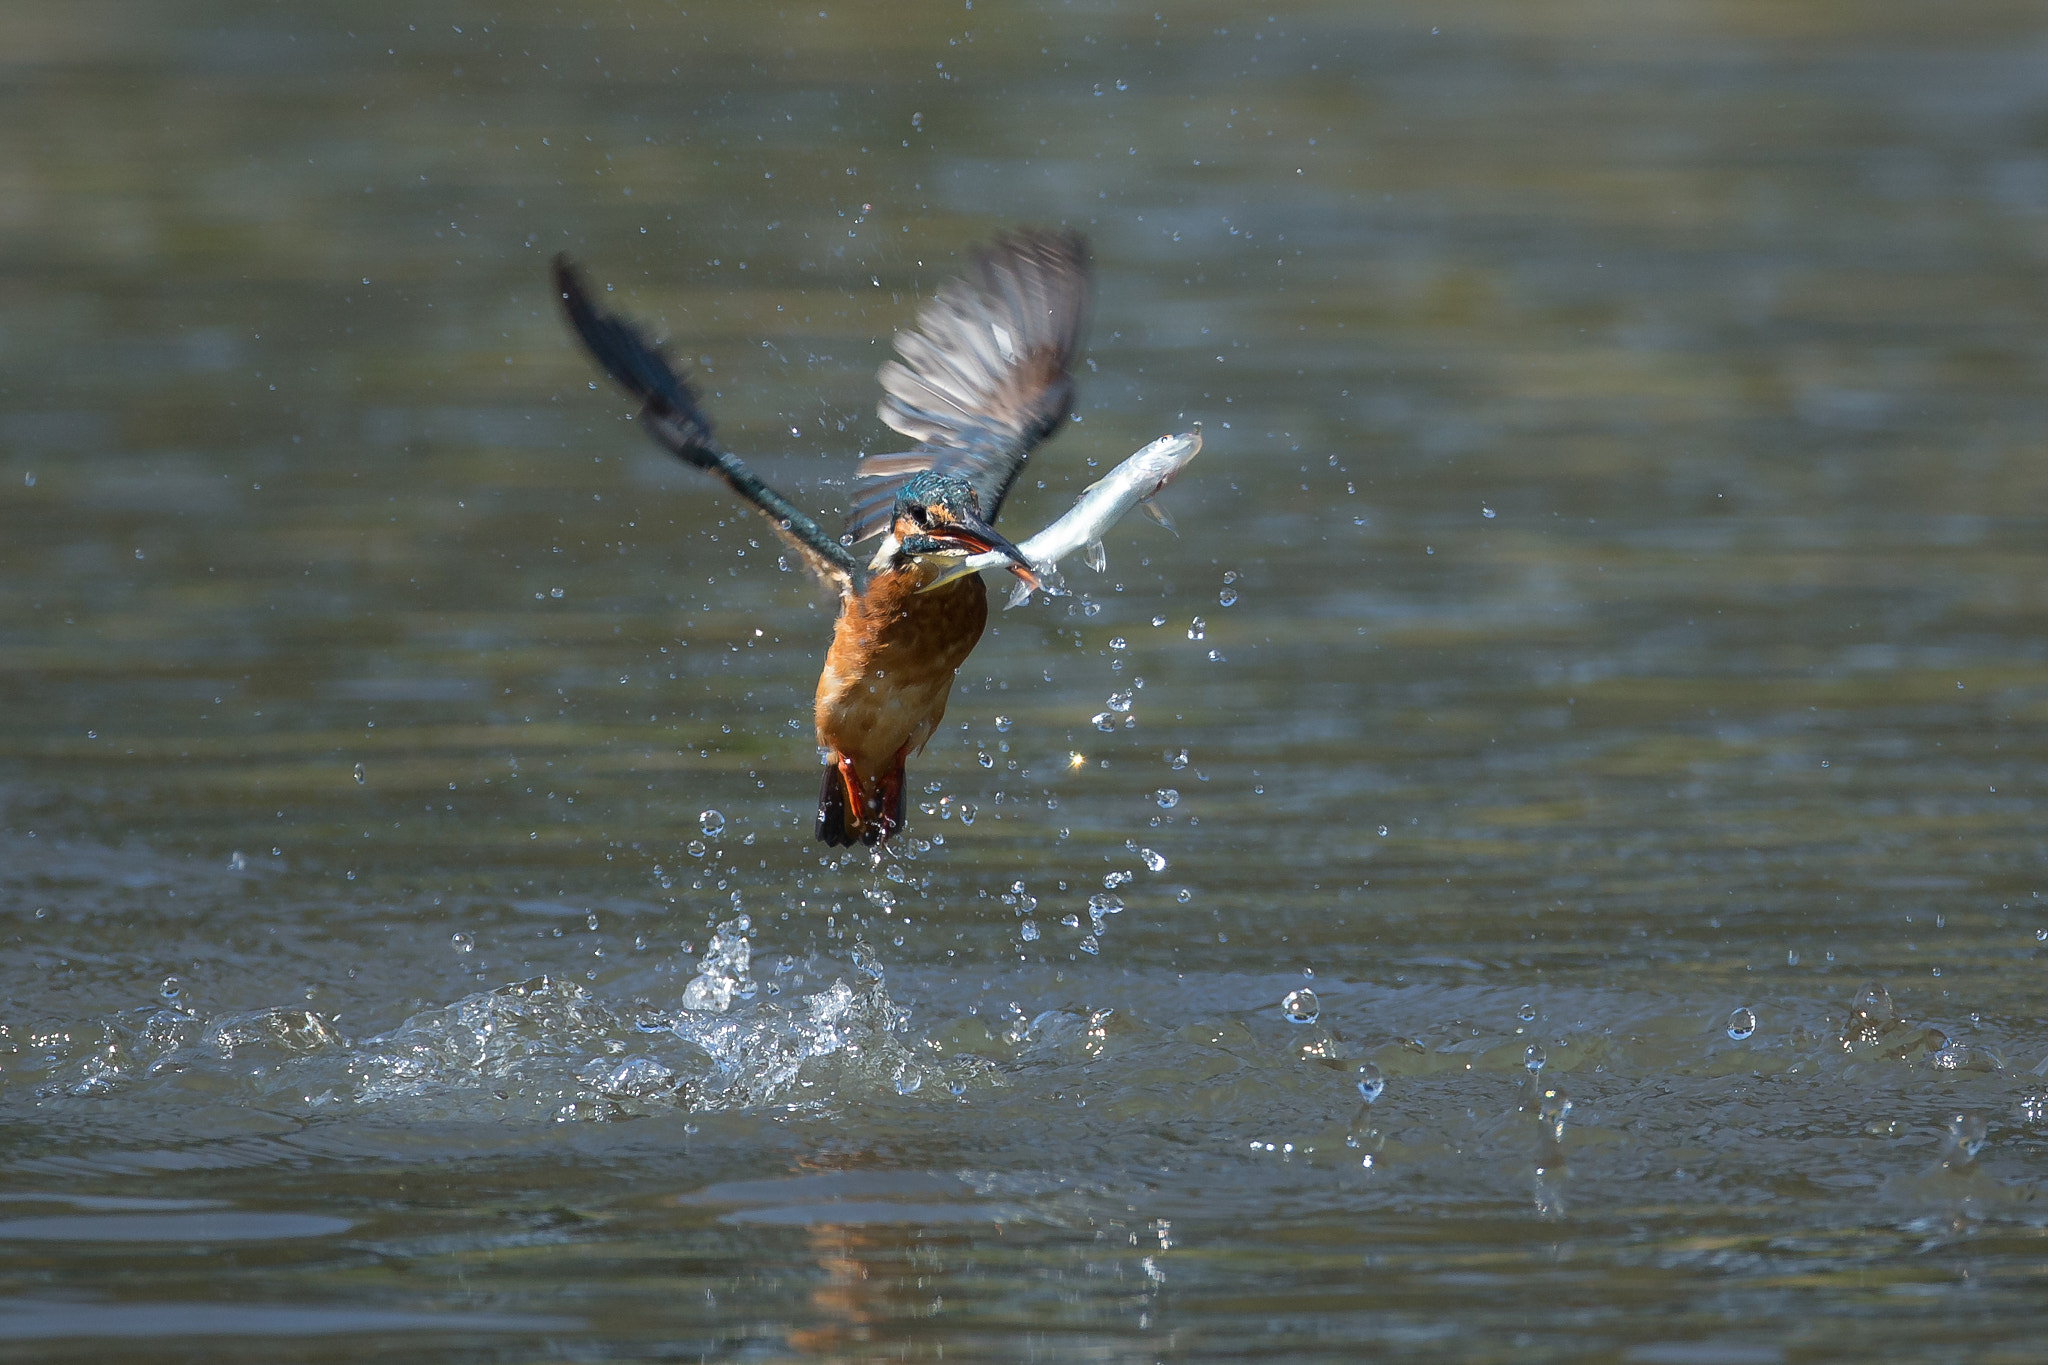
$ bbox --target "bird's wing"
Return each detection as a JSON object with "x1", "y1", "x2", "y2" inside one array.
[
  {"x1": 845, "y1": 229, "x2": 1090, "y2": 544},
  {"x1": 553, "y1": 255, "x2": 862, "y2": 596}
]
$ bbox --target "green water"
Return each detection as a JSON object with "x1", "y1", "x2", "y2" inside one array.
[{"x1": 4, "y1": 1, "x2": 2048, "y2": 1359}]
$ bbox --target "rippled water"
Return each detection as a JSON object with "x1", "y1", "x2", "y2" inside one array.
[{"x1": 5, "y1": 1, "x2": 2048, "y2": 1359}]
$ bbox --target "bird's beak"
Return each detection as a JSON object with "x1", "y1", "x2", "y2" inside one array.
[{"x1": 926, "y1": 513, "x2": 1041, "y2": 590}]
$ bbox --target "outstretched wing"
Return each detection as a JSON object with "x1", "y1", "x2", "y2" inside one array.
[
  {"x1": 844, "y1": 230, "x2": 1090, "y2": 544},
  {"x1": 552, "y1": 255, "x2": 862, "y2": 595}
]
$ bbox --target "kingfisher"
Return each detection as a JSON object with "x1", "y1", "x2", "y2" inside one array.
[{"x1": 553, "y1": 230, "x2": 1090, "y2": 847}]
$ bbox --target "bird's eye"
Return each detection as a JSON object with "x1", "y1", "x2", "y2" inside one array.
[{"x1": 907, "y1": 506, "x2": 929, "y2": 527}]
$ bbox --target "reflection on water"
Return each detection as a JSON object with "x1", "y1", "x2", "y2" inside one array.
[{"x1": 6, "y1": 0, "x2": 2048, "y2": 1358}]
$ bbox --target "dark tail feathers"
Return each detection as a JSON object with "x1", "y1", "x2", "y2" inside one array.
[{"x1": 817, "y1": 764, "x2": 859, "y2": 847}]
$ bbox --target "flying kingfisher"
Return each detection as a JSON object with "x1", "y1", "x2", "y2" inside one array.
[{"x1": 553, "y1": 231, "x2": 1091, "y2": 847}]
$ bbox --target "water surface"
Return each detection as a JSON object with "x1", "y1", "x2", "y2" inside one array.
[{"x1": 4, "y1": 1, "x2": 2048, "y2": 1359}]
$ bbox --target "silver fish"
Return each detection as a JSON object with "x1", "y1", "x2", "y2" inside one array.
[{"x1": 923, "y1": 428, "x2": 1202, "y2": 606}]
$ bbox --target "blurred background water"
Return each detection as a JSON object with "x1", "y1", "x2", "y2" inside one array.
[{"x1": 4, "y1": 0, "x2": 2048, "y2": 1359}]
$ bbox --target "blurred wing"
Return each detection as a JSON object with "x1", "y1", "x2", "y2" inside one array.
[
  {"x1": 553, "y1": 255, "x2": 860, "y2": 596},
  {"x1": 846, "y1": 229, "x2": 1090, "y2": 543}
]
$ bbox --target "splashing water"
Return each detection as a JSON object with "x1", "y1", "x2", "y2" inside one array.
[
  {"x1": 1941, "y1": 1111, "x2": 1989, "y2": 1170},
  {"x1": 1087, "y1": 893, "x2": 1124, "y2": 933},
  {"x1": 681, "y1": 917, "x2": 756, "y2": 1013}
]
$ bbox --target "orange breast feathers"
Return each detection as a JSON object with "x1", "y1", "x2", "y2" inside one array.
[{"x1": 814, "y1": 566, "x2": 990, "y2": 778}]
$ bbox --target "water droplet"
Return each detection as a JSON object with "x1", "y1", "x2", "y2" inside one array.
[
  {"x1": 1102, "y1": 871, "x2": 1132, "y2": 889},
  {"x1": 159, "y1": 976, "x2": 183, "y2": 1002},
  {"x1": 1482, "y1": 506, "x2": 1496, "y2": 519},
  {"x1": 1376, "y1": 825, "x2": 1389, "y2": 837},
  {"x1": 957, "y1": 802, "x2": 977, "y2": 824},
  {"x1": 1538, "y1": 1083, "x2": 1572, "y2": 1143},
  {"x1": 1107, "y1": 690, "x2": 1134, "y2": 713},
  {"x1": 1727, "y1": 1007, "x2": 1757, "y2": 1041},
  {"x1": 948, "y1": 1079, "x2": 967, "y2": 1097},
  {"x1": 1140, "y1": 848, "x2": 1167, "y2": 872},
  {"x1": 227, "y1": 850, "x2": 248, "y2": 872},
  {"x1": 1109, "y1": 636, "x2": 1128, "y2": 650},
  {"x1": 550, "y1": 587, "x2": 564, "y2": 598},
  {"x1": 1281, "y1": 988, "x2": 1320, "y2": 1024},
  {"x1": 994, "y1": 715, "x2": 1013, "y2": 732},
  {"x1": 353, "y1": 762, "x2": 366, "y2": 785},
  {"x1": 699, "y1": 809, "x2": 726, "y2": 838},
  {"x1": 1093, "y1": 712, "x2": 1117, "y2": 732},
  {"x1": 894, "y1": 1063, "x2": 923, "y2": 1095},
  {"x1": 1082, "y1": 598, "x2": 1103, "y2": 618},
  {"x1": 1061, "y1": 914, "x2": 1081, "y2": 929},
  {"x1": 1218, "y1": 587, "x2": 1238, "y2": 607},
  {"x1": 1523, "y1": 1044, "x2": 1546, "y2": 1072},
  {"x1": 1517, "y1": 1003, "x2": 1536, "y2": 1022},
  {"x1": 686, "y1": 839, "x2": 708, "y2": 857},
  {"x1": 1151, "y1": 615, "x2": 1166, "y2": 627},
  {"x1": 586, "y1": 911, "x2": 600, "y2": 931},
  {"x1": 1155, "y1": 788, "x2": 1180, "y2": 809},
  {"x1": 1020, "y1": 920, "x2": 1040, "y2": 942},
  {"x1": 1354, "y1": 1062, "x2": 1385, "y2": 1103},
  {"x1": 1187, "y1": 617, "x2": 1206, "y2": 640},
  {"x1": 1088, "y1": 893, "x2": 1124, "y2": 930},
  {"x1": 1176, "y1": 888, "x2": 1192, "y2": 903},
  {"x1": 1853, "y1": 981, "x2": 1894, "y2": 1022},
  {"x1": 1079, "y1": 935, "x2": 1100, "y2": 955},
  {"x1": 978, "y1": 750, "x2": 995, "y2": 767},
  {"x1": 451, "y1": 931, "x2": 475, "y2": 954},
  {"x1": 1167, "y1": 749, "x2": 1189, "y2": 770}
]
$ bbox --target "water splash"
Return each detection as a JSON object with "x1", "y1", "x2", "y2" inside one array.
[
  {"x1": 681, "y1": 916, "x2": 756, "y2": 1013},
  {"x1": 1940, "y1": 1111, "x2": 1989, "y2": 1171},
  {"x1": 1839, "y1": 979, "x2": 1945, "y2": 1059}
]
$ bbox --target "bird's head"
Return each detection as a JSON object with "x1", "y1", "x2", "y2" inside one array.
[{"x1": 878, "y1": 471, "x2": 1039, "y2": 589}]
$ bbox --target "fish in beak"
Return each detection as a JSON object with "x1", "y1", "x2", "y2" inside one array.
[{"x1": 920, "y1": 511, "x2": 1041, "y2": 591}]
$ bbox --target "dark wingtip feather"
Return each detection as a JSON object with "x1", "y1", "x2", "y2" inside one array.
[{"x1": 551, "y1": 254, "x2": 713, "y2": 444}]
